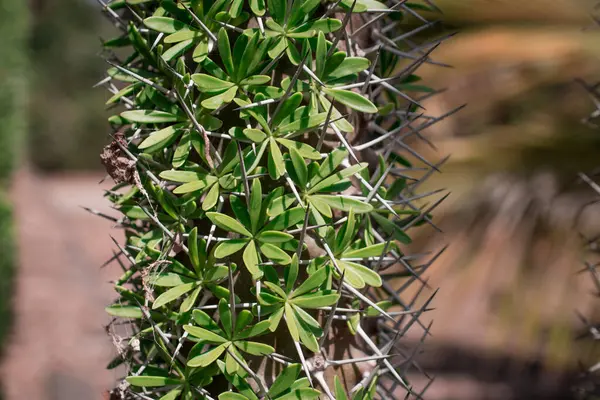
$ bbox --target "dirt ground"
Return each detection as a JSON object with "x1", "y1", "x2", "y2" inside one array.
[{"x1": 0, "y1": 169, "x2": 122, "y2": 400}]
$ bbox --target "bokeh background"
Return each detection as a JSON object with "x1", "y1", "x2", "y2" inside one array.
[{"x1": 2, "y1": 0, "x2": 600, "y2": 399}]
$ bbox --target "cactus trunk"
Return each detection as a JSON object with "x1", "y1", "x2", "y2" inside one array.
[{"x1": 96, "y1": 1, "x2": 450, "y2": 399}]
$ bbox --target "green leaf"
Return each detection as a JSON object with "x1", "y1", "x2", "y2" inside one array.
[
  {"x1": 293, "y1": 304, "x2": 322, "y2": 334},
  {"x1": 268, "y1": 193, "x2": 296, "y2": 217},
  {"x1": 162, "y1": 39, "x2": 194, "y2": 62},
  {"x1": 152, "y1": 282, "x2": 197, "y2": 309},
  {"x1": 219, "y1": 298, "x2": 233, "y2": 337},
  {"x1": 218, "y1": 28, "x2": 235, "y2": 77},
  {"x1": 322, "y1": 51, "x2": 346, "y2": 79},
  {"x1": 268, "y1": 138, "x2": 286, "y2": 179},
  {"x1": 172, "y1": 177, "x2": 217, "y2": 194},
  {"x1": 126, "y1": 376, "x2": 181, "y2": 387},
  {"x1": 285, "y1": 254, "x2": 299, "y2": 293},
  {"x1": 202, "y1": 181, "x2": 220, "y2": 210},
  {"x1": 193, "y1": 39, "x2": 210, "y2": 62},
  {"x1": 160, "y1": 170, "x2": 205, "y2": 183},
  {"x1": 315, "y1": 31, "x2": 326, "y2": 78},
  {"x1": 215, "y1": 239, "x2": 249, "y2": 258},
  {"x1": 184, "y1": 325, "x2": 228, "y2": 343},
  {"x1": 165, "y1": 29, "x2": 203, "y2": 43},
  {"x1": 243, "y1": 241, "x2": 262, "y2": 279},
  {"x1": 188, "y1": 227, "x2": 201, "y2": 272},
  {"x1": 235, "y1": 319, "x2": 271, "y2": 340},
  {"x1": 277, "y1": 139, "x2": 321, "y2": 160},
  {"x1": 259, "y1": 243, "x2": 292, "y2": 265},
  {"x1": 173, "y1": 130, "x2": 191, "y2": 167},
  {"x1": 310, "y1": 148, "x2": 347, "y2": 185},
  {"x1": 291, "y1": 292, "x2": 339, "y2": 308},
  {"x1": 242, "y1": 128, "x2": 267, "y2": 143},
  {"x1": 268, "y1": 364, "x2": 302, "y2": 398},
  {"x1": 193, "y1": 309, "x2": 221, "y2": 330},
  {"x1": 311, "y1": 195, "x2": 372, "y2": 213},
  {"x1": 121, "y1": 110, "x2": 182, "y2": 123},
  {"x1": 262, "y1": 207, "x2": 305, "y2": 231},
  {"x1": 144, "y1": 16, "x2": 190, "y2": 34},
  {"x1": 139, "y1": 125, "x2": 183, "y2": 150},
  {"x1": 317, "y1": 94, "x2": 353, "y2": 132},
  {"x1": 202, "y1": 86, "x2": 238, "y2": 109},
  {"x1": 256, "y1": 231, "x2": 293, "y2": 243},
  {"x1": 234, "y1": 310, "x2": 254, "y2": 335},
  {"x1": 187, "y1": 343, "x2": 227, "y2": 367},
  {"x1": 295, "y1": 313, "x2": 320, "y2": 352},
  {"x1": 105, "y1": 305, "x2": 143, "y2": 318},
  {"x1": 278, "y1": 388, "x2": 321, "y2": 400},
  {"x1": 267, "y1": 0, "x2": 286, "y2": 22},
  {"x1": 334, "y1": 376, "x2": 349, "y2": 400},
  {"x1": 237, "y1": 31, "x2": 260, "y2": 81},
  {"x1": 160, "y1": 389, "x2": 183, "y2": 400},
  {"x1": 328, "y1": 57, "x2": 370, "y2": 80},
  {"x1": 231, "y1": 195, "x2": 252, "y2": 229},
  {"x1": 246, "y1": 178, "x2": 262, "y2": 233},
  {"x1": 342, "y1": 243, "x2": 387, "y2": 258},
  {"x1": 267, "y1": 36, "x2": 287, "y2": 59},
  {"x1": 272, "y1": 92, "x2": 303, "y2": 128},
  {"x1": 151, "y1": 273, "x2": 195, "y2": 287},
  {"x1": 267, "y1": 307, "x2": 285, "y2": 331},
  {"x1": 293, "y1": 18, "x2": 342, "y2": 35},
  {"x1": 308, "y1": 163, "x2": 368, "y2": 194},
  {"x1": 277, "y1": 113, "x2": 327, "y2": 135},
  {"x1": 219, "y1": 393, "x2": 249, "y2": 400},
  {"x1": 284, "y1": 304, "x2": 300, "y2": 341},
  {"x1": 337, "y1": 209, "x2": 356, "y2": 252},
  {"x1": 207, "y1": 212, "x2": 252, "y2": 237},
  {"x1": 180, "y1": 285, "x2": 202, "y2": 313},
  {"x1": 287, "y1": 148, "x2": 307, "y2": 188},
  {"x1": 192, "y1": 74, "x2": 235, "y2": 93},
  {"x1": 366, "y1": 300, "x2": 393, "y2": 317},
  {"x1": 240, "y1": 75, "x2": 271, "y2": 86},
  {"x1": 235, "y1": 341, "x2": 274, "y2": 356},
  {"x1": 337, "y1": 260, "x2": 382, "y2": 288},
  {"x1": 250, "y1": 0, "x2": 266, "y2": 15},
  {"x1": 106, "y1": 83, "x2": 138, "y2": 105},
  {"x1": 322, "y1": 88, "x2": 377, "y2": 113},
  {"x1": 292, "y1": 266, "x2": 328, "y2": 297},
  {"x1": 371, "y1": 212, "x2": 412, "y2": 244},
  {"x1": 308, "y1": 196, "x2": 332, "y2": 218}
]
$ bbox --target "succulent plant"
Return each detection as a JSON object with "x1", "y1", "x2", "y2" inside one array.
[{"x1": 95, "y1": 0, "x2": 451, "y2": 399}]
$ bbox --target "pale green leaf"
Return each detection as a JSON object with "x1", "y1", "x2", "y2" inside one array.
[
  {"x1": 259, "y1": 243, "x2": 292, "y2": 265},
  {"x1": 183, "y1": 325, "x2": 228, "y2": 343},
  {"x1": 311, "y1": 195, "x2": 373, "y2": 213},
  {"x1": 234, "y1": 341, "x2": 274, "y2": 356},
  {"x1": 192, "y1": 74, "x2": 235, "y2": 93},
  {"x1": 152, "y1": 282, "x2": 197, "y2": 309},
  {"x1": 207, "y1": 212, "x2": 252, "y2": 237},
  {"x1": 121, "y1": 110, "x2": 182, "y2": 124},
  {"x1": 323, "y1": 88, "x2": 378, "y2": 113},
  {"x1": 126, "y1": 376, "x2": 181, "y2": 387},
  {"x1": 187, "y1": 343, "x2": 227, "y2": 367},
  {"x1": 214, "y1": 239, "x2": 249, "y2": 258}
]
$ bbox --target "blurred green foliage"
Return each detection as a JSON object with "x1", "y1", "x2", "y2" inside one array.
[
  {"x1": 28, "y1": 0, "x2": 112, "y2": 171},
  {"x1": 0, "y1": 0, "x2": 28, "y2": 181},
  {"x1": 0, "y1": 0, "x2": 26, "y2": 393},
  {"x1": 0, "y1": 195, "x2": 14, "y2": 359}
]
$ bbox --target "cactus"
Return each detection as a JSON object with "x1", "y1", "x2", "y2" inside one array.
[{"x1": 96, "y1": 1, "x2": 452, "y2": 399}]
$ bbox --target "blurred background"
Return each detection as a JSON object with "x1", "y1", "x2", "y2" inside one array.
[{"x1": 2, "y1": 0, "x2": 600, "y2": 399}]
